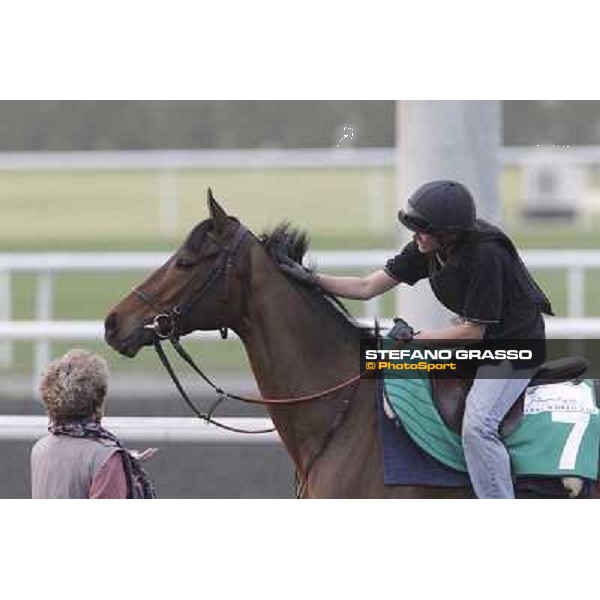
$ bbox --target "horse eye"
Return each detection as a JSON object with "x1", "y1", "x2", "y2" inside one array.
[{"x1": 175, "y1": 256, "x2": 196, "y2": 269}]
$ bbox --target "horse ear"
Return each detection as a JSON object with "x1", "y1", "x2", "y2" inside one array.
[{"x1": 207, "y1": 188, "x2": 228, "y2": 233}]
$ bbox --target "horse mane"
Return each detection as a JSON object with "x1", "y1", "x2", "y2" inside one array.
[{"x1": 259, "y1": 222, "x2": 375, "y2": 341}]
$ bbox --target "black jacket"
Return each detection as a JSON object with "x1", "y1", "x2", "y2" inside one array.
[{"x1": 384, "y1": 219, "x2": 553, "y2": 341}]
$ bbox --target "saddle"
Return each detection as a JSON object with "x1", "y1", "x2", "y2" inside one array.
[{"x1": 432, "y1": 356, "x2": 590, "y2": 436}]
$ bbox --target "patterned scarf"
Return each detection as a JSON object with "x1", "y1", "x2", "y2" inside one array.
[{"x1": 49, "y1": 420, "x2": 156, "y2": 499}]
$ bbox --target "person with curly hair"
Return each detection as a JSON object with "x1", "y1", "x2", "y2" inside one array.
[{"x1": 31, "y1": 349, "x2": 156, "y2": 499}]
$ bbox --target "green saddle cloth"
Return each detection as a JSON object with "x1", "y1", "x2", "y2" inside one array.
[{"x1": 383, "y1": 362, "x2": 600, "y2": 480}]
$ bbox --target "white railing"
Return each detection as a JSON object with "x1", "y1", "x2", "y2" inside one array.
[
  {"x1": 0, "y1": 315, "x2": 598, "y2": 442},
  {"x1": 0, "y1": 148, "x2": 395, "y2": 171},
  {"x1": 0, "y1": 249, "x2": 599, "y2": 383},
  {"x1": 0, "y1": 248, "x2": 596, "y2": 317},
  {"x1": 2, "y1": 145, "x2": 600, "y2": 171},
  {"x1": 2, "y1": 248, "x2": 598, "y2": 309},
  {"x1": 0, "y1": 415, "x2": 279, "y2": 443},
  {"x1": 3, "y1": 317, "x2": 600, "y2": 341}
]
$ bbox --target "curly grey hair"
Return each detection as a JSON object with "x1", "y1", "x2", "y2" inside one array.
[{"x1": 39, "y1": 349, "x2": 109, "y2": 424}]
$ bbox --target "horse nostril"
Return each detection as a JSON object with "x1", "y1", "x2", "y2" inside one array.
[{"x1": 104, "y1": 312, "x2": 118, "y2": 334}]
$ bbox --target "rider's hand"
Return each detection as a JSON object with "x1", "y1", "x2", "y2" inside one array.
[
  {"x1": 278, "y1": 256, "x2": 319, "y2": 287},
  {"x1": 388, "y1": 318, "x2": 415, "y2": 341}
]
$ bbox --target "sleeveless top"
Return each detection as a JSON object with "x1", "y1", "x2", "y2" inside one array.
[{"x1": 31, "y1": 434, "x2": 119, "y2": 499}]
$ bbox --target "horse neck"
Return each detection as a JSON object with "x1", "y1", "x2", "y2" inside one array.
[
  {"x1": 233, "y1": 245, "x2": 364, "y2": 473},
  {"x1": 234, "y1": 245, "x2": 360, "y2": 398}
]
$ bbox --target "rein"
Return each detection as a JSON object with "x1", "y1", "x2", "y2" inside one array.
[
  {"x1": 172, "y1": 335, "x2": 363, "y2": 406},
  {"x1": 152, "y1": 340, "x2": 274, "y2": 434}
]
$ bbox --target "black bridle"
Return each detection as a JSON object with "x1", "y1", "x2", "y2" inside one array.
[
  {"x1": 131, "y1": 222, "x2": 275, "y2": 434},
  {"x1": 134, "y1": 222, "x2": 249, "y2": 343}
]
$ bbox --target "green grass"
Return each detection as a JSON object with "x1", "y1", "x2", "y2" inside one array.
[
  {"x1": 0, "y1": 165, "x2": 599, "y2": 375},
  {"x1": 0, "y1": 168, "x2": 399, "y2": 249}
]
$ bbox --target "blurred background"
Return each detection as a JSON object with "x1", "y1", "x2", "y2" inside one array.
[{"x1": 1, "y1": 100, "x2": 599, "y2": 498}]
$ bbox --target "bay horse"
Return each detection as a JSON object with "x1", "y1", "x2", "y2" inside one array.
[{"x1": 104, "y1": 190, "x2": 599, "y2": 498}]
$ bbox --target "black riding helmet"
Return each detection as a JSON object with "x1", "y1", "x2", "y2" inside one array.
[{"x1": 398, "y1": 180, "x2": 476, "y2": 234}]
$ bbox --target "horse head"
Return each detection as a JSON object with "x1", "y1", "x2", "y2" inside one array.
[{"x1": 104, "y1": 189, "x2": 250, "y2": 357}]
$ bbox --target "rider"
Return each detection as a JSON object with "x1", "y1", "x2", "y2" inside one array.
[{"x1": 280, "y1": 180, "x2": 553, "y2": 498}]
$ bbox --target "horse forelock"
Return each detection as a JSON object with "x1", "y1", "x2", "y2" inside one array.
[{"x1": 181, "y1": 220, "x2": 214, "y2": 252}]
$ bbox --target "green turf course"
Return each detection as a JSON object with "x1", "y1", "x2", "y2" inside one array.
[
  {"x1": 0, "y1": 166, "x2": 598, "y2": 374},
  {"x1": 0, "y1": 168, "x2": 400, "y2": 249}
]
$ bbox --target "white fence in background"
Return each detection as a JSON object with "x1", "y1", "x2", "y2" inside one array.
[
  {"x1": 2, "y1": 145, "x2": 600, "y2": 171},
  {"x1": 0, "y1": 416, "x2": 279, "y2": 443},
  {"x1": 0, "y1": 316, "x2": 599, "y2": 442},
  {"x1": 0, "y1": 148, "x2": 395, "y2": 171},
  {"x1": 0, "y1": 249, "x2": 599, "y2": 384}
]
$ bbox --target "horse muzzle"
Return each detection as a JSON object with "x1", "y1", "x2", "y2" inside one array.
[{"x1": 104, "y1": 311, "x2": 158, "y2": 357}]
